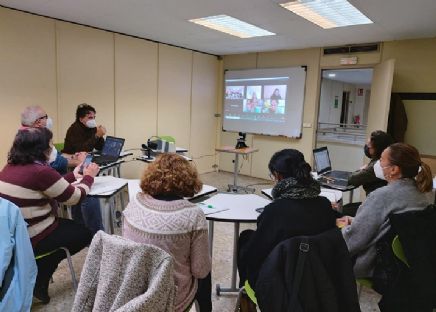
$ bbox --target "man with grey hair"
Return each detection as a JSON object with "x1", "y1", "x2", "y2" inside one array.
[{"x1": 20, "y1": 106, "x2": 85, "y2": 173}]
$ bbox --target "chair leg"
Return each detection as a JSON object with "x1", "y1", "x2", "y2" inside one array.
[
  {"x1": 234, "y1": 288, "x2": 244, "y2": 312},
  {"x1": 60, "y1": 247, "x2": 78, "y2": 290},
  {"x1": 194, "y1": 300, "x2": 200, "y2": 312}
]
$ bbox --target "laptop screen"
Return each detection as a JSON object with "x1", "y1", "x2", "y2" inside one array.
[
  {"x1": 101, "y1": 136, "x2": 125, "y2": 157},
  {"x1": 313, "y1": 147, "x2": 332, "y2": 175}
]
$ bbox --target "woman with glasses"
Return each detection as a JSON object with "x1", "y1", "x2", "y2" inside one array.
[
  {"x1": 339, "y1": 143, "x2": 433, "y2": 278},
  {"x1": 237, "y1": 149, "x2": 338, "y2": 289}
]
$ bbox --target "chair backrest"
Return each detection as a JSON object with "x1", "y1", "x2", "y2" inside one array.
[
  {"x1": 72, "y1": 231, "x2": 176, "y2": 312},
  {"x1": 391, "y1": 235, "x2": 409, "y2": 267}
]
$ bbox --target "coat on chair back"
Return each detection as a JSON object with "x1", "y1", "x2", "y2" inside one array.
[
  {"x1": 255, "y1": 228, "x2": 361, "y2": 312},
  {"x1": 72, "y1": 231, "x2": 176, "y2": 312}
]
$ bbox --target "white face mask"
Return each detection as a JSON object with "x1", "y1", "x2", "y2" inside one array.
[
  {"x1": 86, "y1": 119, "x2": 97, "y2": 128},
  {"x1": 45, "y1": 117, "x2": 53, "y2": 130},
  {"x1": 48, "y1": 147, "x2": 57, "y2": 163},
  {"x1": 374, "y1": 160, "x2": 389, "y2": 180}
]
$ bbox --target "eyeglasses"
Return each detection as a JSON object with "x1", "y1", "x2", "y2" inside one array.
[{"x1": 36, "y1": 114, "x2": 48, "y2": 121}]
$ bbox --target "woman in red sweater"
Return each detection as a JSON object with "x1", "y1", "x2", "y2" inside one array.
[{"x1": 0, "y1": 127, "x2": 99, "y2": 304}]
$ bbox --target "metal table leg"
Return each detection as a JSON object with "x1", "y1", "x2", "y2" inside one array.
[{"x1": 216, "y1": 222, "x2": 240, "y2": 295}]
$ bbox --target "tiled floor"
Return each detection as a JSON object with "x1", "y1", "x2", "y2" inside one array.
[{"x1": 31, "y1": 171, "x2": 381, "y2": 311}]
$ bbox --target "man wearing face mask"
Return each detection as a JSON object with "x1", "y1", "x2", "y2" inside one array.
[
  {"x1": 62, "y1": 103, "x2": 106, "y2": 154},
  {"x1": 20, "y1": 106, "x2": 86, "y2": 174}
]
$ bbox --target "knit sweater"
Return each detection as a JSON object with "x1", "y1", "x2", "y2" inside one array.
[
  {"x1": 0, "y1": 163, "x2": 94, "y2": 246},
  {"x1": 62, "y1": 120, "x2": 104, "y2": 154},
  {"x1": 342, "y1": 178, "x2": 432, "y2": 278},
  {"x1": 122, "y1": 193, "x2": 211, "y2": 312}
]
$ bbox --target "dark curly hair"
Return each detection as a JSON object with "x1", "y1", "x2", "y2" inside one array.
[
  {"x1": 268, "y1": 149, "x2": 313, "y2": 185},
  {"x1": 370, "y1": 130, "x2": 394, "y2": 159},
  {"x1": 75, "y1": 103, "x2": 96, "y2": 121},
  {"x1": 140, "y1": 153, "x2": 202, "y2": 198},
  {"x1": 8, "y1": 128, "x2": 52, "y2": 165}
]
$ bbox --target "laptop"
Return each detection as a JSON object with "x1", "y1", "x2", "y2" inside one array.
[
  {"x1": 92, "y1": 136, "x2": 125, "y2": 165},
  {"x1": 313, "y1": 146, "x2": 351, "y2": 190}
]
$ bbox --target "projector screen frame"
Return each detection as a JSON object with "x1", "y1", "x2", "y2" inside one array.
[{"x1": 222, "y1": 66, "x2": 307, "y2": 139}]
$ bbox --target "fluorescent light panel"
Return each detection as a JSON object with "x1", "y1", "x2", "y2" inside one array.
[
  {"x1": 189, "y1": 15, "x2": 275, "y2": 38},
  {"x1": 280, "y1": 0, "x2": 373, "y2": 29}
]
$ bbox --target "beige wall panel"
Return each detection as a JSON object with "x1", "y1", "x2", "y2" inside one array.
[
  {"x1": 56, "y1": 22, "x2": 115, "y2": 142},
  {"x1": 190, "y1": 52, "x2": 219, "y2": 173},
  {"x1": 320, "y1": 52, "x2": 381, "y2": 68},
  {"x1": 0, "y1": 8, "x2": 57, "y2": 167},
  {"x1": 157, "y1": 44, "x2": 192, "y2": 148},
  {"x1": 403, "y1": 100, "x2": 436, "y2": 155},
  {"x1": 223, "y1": 53, "x2": 258, "y2": 69},
  {"x1": 114, "y1": 34, "x2": 158, "y2": 178},
  {"x1": 383, "y1": 38, "x2": 436, "y2": 92}
]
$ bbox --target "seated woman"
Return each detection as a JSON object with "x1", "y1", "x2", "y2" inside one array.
[
  {"x1": 238, "y1": 149, "x2": 338, "y2": 288},
  {"x1": 122, "y1": 153, "x2": 211, "y2": 312},
  {"x1": 348, "y1": 130, "x2": 394, "y2": 195},
  {"x1": 0, "y1": 127, "x2": 99, "y2": 303},
  {"x1": 339, "y1": 143, "x2": 433, "y2": 278},
  {"x1": 343, "y1": 130, "x2": 394, "y2": 216}
]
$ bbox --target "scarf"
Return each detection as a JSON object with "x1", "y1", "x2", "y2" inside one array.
[{"x1": 271, "y1": 177, "x2": 321, "y2": 200}]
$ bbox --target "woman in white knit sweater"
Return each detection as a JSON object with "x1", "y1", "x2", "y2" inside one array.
[{"x1": 122, "y1": 153, "x2": 211, "y2": 312}]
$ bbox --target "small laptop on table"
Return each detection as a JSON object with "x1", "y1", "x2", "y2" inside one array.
[
  {"x1": 92, "y1": 136, "x2": 125, "y2": 165},
  {"x1": 313, "y1": 146, "x2": 351, "y2": 190}
]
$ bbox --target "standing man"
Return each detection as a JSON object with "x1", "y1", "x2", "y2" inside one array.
[
  {"x1": 20, "y1": 106, "x2": 85, "y2": 174},
  {"x1": 62, "y1": 103, "x2": 106, "y2": 154}
]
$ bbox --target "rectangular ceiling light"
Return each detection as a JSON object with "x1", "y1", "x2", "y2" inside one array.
[
  {"x1": 280, "y1": 0, "x2": 373, "y2": 29},
  {"x1": 189, "y1": 15, "x2": 275, "y2": 38}
]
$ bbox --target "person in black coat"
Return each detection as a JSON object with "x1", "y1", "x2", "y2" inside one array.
[{"x1": 237, "y1": 149, "x2": 338, "y2": 288}]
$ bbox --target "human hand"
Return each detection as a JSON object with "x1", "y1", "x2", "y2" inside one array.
[
  {"x1": 336, "y1": 216, "x2": 353, "y2": 228},
  {"x1": 73, "y1": 163, "x2": 83, "y2": 180},
  {"x1": 83, "y1": 163, "x2": 100, "y2": 177},
  {"x1": 96, "y1": 125, "x2": 106, "y2": 138},
  {"x1": 75, "y1": 152, "x2": 87, "y2": 163}
]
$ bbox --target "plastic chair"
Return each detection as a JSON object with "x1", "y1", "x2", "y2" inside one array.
[
  {"x1": 54, "y1": 142, "x2": 64, "y2": 151},
  {"x1": 234, "y1": 281, "x2": 258, "y2": 312},
  {"x1": 357, "y1": 235, "x2": 408, "y2": 299},
  {"x1": 35, "y1": 247, "x2": 78, "y2": 290},
  {"x1": 159, "y1": 136, "x2": 175, "y2": 143}
]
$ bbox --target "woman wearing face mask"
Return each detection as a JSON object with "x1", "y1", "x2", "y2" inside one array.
[
  {"x1": 348, "y1": 130, "x2": 394, "y2": 196},
  {"x1": 0, "y1": 127, "x2": 100, "y2": 304},
  {"x1": 62, "y1": 103, "x2": 106, "y2": 154},
  {"x1": 342, "y1": 130, "x2": 394, "y2": 217},
  {"x1": 338, "y1": 143, "x2": 433, "y2": 278}
]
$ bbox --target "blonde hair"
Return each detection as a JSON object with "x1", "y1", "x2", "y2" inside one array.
[{"x1": 140, "y1": 153, "x2": 202, "y2": 197}]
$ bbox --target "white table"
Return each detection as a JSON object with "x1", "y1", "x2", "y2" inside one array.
[
  {"x1": 88, "y1": 176, "x2": 129, "y2": 234},
  {"x1": 199, "y1": 193, "x2": 271, "y2": 295}
]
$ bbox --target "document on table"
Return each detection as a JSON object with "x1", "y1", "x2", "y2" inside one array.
[
  {"x1": 199, "y1": 193, "x2": 271, "y2": 215},
  {"x1": 88, "y1": 176, "x2": 128, "y2": 195}
]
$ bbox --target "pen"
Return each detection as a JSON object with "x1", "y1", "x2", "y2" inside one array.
[{"x1": 199, "y1": 202, "x2": 214, "y2": 208}]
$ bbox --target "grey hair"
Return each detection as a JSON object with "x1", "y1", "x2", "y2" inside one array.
[{"x1": 21, "y1": 106, "x2": 44, "y2": 126}]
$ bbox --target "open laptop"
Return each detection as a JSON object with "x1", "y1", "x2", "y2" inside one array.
[
  {"x1": 313, "y1": 146, "x2": 351, "y2": 190},
  {"x1": 92, "y1": 136, "x2": 125, "y2": 165}
]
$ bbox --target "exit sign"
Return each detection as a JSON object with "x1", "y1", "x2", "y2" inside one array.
[{"x1": 340, "y1": 56, "x2": 358, "y2": 65}]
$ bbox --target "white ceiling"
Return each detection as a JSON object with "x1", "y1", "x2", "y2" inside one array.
[{"x1": 1, "y1": 0, "x2": 436, "y2": 55}]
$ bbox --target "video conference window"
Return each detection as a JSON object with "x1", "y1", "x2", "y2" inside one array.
[{"x1": 223, "y1": 67, "x2": 306, "y2": 138}]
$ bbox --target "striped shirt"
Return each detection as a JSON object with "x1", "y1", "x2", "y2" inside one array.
[{"x1": 0, "y1": 162, "x2": 94, "y2": 246}]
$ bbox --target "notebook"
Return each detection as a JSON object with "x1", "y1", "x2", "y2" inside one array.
[
  {"x1": 313, "y1": 146, "x2": 351, "y2": 190},
  {"x1": 92, "y1": 136, "x2": 125, "y2": 165}
]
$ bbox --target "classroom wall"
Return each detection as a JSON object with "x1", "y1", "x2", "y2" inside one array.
[
  {"x1": 0, "y1": 7, "x2": 219, "y2": 178},
  {"x1": 382, "y1": 38, "x2": 436, "y2": 155}
]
